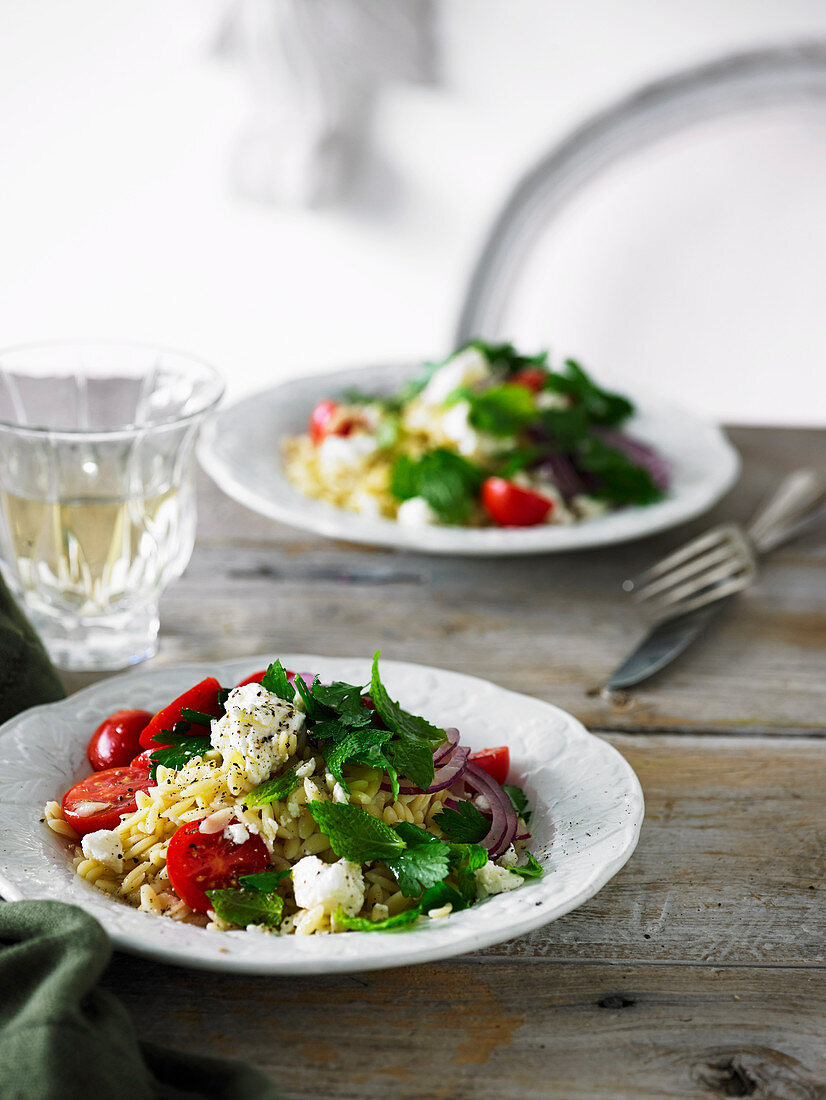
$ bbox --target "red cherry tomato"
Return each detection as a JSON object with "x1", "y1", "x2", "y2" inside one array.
[
  {"x1": 130, "y1": 749, "x2": 155, "y2": 770},
  {"x1": 511, "y1": 368, "x2": 547, "y2": 393},
  {"x1": 87, "y1": 709, "x2": 152, "y2": 771},
  {"x1": 62, "y1": 764, "x2": 155, "y2": 836},
  {"x1": 138, "y1": 676, "x2": 224, "y2": 751},
  {"x1": 469, "y1": 746, "x2": 510, "y2": 786},
  {"x1": 481, "y1": 478, "x2": 553, "y2": 527},
  {"x1": 308, "y1": 399, "x2": 343, "y2": 443},
  {"x1": 234, "y1": 670, "x2": 267, "y2": 688},
  {"x1": 166, "y1": 820, "x2": 271, "y2": 913}
]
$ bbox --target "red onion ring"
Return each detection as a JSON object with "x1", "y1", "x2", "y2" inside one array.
[
  {"x1": 433, "y1": 728, "x2": 460, "y2": 768},
  {"x1": 515, "y1": 830, "x2": 531, "y2": 843},
  {"x1": 463, "y1": 762, "x2": 518, "y2": 857}
]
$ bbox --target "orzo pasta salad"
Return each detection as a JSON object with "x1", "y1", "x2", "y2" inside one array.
[
  {"x1": 45, "y1": 655, "x2": 541, "y2": 935},
  {"x1": 282, "y1": 340, "x2": 669, "y2": 528}
]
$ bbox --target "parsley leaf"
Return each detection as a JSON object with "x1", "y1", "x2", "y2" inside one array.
[
  {"x1": 418, "y1": 880, "x2": 466, "y2": 914},
  {"x1": 205, "y1": 887, "x2": 284, "y2": 928},
  {"x1": 448, "y1": 842, "x2": 489, "y2": 904},
  {"x1": 370, "y1": 652, "x2": 446, "y2": 751},
  {"x1": 546, "y1": 359, "x2": 634, "y2": 427},
  {"x1": 466, "y1": 340, "x2": 549, "y2": 378},
  {"x1": 246, "y1": 766, "x2": 300, "y2": 807},
  {"x1": 333, "y1": 905, "x2": 421, "y2": 932},
  {"x1": 294, "y1": 674, "x2": 325, "y2": 718},
  {"x1": 502, "y1": 783, "x2": 531, "y2": 824},
  {"x1": 385, "y1": 823, "x2": 451, "y2": 897},
  {"x1": 239, "y1": 869, "x2": 291, "y2": 891},
  {"x1": 307, "y1": 801, "x2": 406, "y2": 863},
  {"x1": 389, "y1": 449, "x2": 483, "y2": 524},
  {"x1": 433, "y1": 799, "x2": 490, "y2": 844},
  {"x1": 261, "y1": 660, "x2": 295, "y2": 700},
  {"x1": 179, "y1": 708, "x2": 217, "y2": 727},
  {"x1": 148, "y1": 735, "x2": 210, "y2": 778},
  {"x1": 509, "y1": 853, "x2": 544, "y2": 879}
]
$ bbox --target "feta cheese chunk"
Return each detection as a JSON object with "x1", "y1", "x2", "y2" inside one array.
[
  {"x1": 291, "y1": 856, "x2": 365, "y2": 916},
  {"x1": 440, "y1": 401, "x2": 499, "y2": 460},
  {"x1": 224, "y1": 822, "x2": 250, "y2": 845},
  {"x1": 396, "y1": 496, "x2": 438, "y2": 527},
  {"x1": 420, "y1": 346, "x2": 490, "y2": 406},
  {"x1": 210, "y1": 682, "x2": 305, "y2": 786},
  {"x1": 81, "y1": 828, "x2": 123, "y2": 870},
  {"x1": 318, "y1": 433, "x2": 378, "y2": 473},
  {"x1": 474, "y1": 860, "x2": 522, "y2": 898}
]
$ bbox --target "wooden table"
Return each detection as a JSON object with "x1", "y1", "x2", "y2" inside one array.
[{"x1": 69, "y1": 426, "x2": 825, "y2": 1099}]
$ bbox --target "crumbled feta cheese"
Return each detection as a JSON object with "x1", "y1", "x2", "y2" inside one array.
[
  {"x1": 210, "y1": 682, "x2": 305, "y2": 785},
  {"x1": 332, "y1": 782, "x2": 349, "y2": 804},
  {"x1": 199, "y1": 808, "x2": 234, "y2": 835},
  {"x1": 295, "y1": 758, "x2": 315, "y2": 779},
  {"x1": 572, "y1": 494, "x2": 610, "y2": 521},
  {"x1": 81, "y1": 829, "x2": 123, "y2": 870},
  {"x1": 536, "y1": 390, "x2": 569, "y2": 411},
  {"x1": 224, "y1": 822, "x2": 250, "y2": 845},
  {"x1": 353, "y1": 490, "x2": 381, "y2": 517},
  {"x1": 440, "y1": 401, "x2": 499, "y2": 459},
  {"x1": 474, "y1": 794, "x2": 491, "y2": 813},
  {"x1": 420, "y1": 346, "x2": 490, "y2": 406},
  {"x1": 292, "y1": 856, "x2": 365, "y2": 916},
  {"x1": 474, "y1": 860, "x2": 522, "y2": 898},
  {"x1": 497, "y1": 845, "x2": 519, "y2": 868},
  {"x1": 396, "y1": 496, "x2": 438, "y2": 527},
  {"x1": 318, "y1": 433, "x2": 378, "y2": 473}
]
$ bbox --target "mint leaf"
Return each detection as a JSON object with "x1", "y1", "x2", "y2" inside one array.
[
  {"x1": 370, "y1": 652, "x2": 445, "y2": 750},
  {"x1": 448, "y1": 842, "x2": 489, "y2": 904},
  {"x1": 390, "y1": 734, "x2": 435, "y2": 792},
  {"x1": 419, "y1": 880, "x2": 466, "y2": 914},
  {"x1": 307, "y1": 801, "x2": 406, "y2": 863},
  {"x1": 547, "y1": 359, "x2": 634, "y2": 427},
  {"x1": 386, "y1": 837, "x2": 451, "y2": 897},
  {"x1": 465, "y1": 341, "x2": 548, "y2": 378},
  {"x1": 333, "y1": 905, "x2": 421, "y2": 932},
  {"x1": 577, "y1": 436, "x2": 663, "y2": 506},
  {"x1": 294, "y1": 674, "x2": 324, "y2": 718},
  {"x1": 323, "y1": 727, "x2": 394, "y2": 789},
  {"x1": 509, "y1": 853, "x2": 544, "y2": 879},
  {"x1": 246, "y1": 766, "x2": 300, "y2": 807},
  {"x1": 206, "y1": 887, "x2": 284, "y2": 928},
  {"x1": 389, "y1": 449, "x2": 483, "y2": 524},
  {"x1": 239, "y1": 869, "x2": 291, "y2": 891},
  {"x1": 502, "y1": 783, "x2": 531, "y2": 824},
  {"x1": 433, "y1": 799, "x2": 489, "y2": 844},
  {"x1": 464, "y1": 383, "x2": 537, "y2": 436},
  {"x1": 261, "y1": 660, "x2": 295, "y2": 700}
]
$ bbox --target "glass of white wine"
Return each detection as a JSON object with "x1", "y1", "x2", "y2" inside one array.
[{"x1": 0, "y1": 342, "x2": 224, "y2": 671}]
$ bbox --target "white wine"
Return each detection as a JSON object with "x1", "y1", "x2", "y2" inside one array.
[{"x1": 1, "y1": 487, "x2": 194, "y2": 616}]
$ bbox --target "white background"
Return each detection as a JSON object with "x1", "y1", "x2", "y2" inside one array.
[{"x1": 1, "y1": 1, "x2": 826, "y2": 425}]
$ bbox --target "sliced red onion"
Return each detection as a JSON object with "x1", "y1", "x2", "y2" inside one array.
[
  {"x1": 596, "y1": 430, "x2": 671, "y2": 490},
  {"x1": 381, "y1": 746, "x2": 470, "y2": 795},
  {"x1": 463, "y1": 762, "x2": 518, "y2": 858},
  {"x1": 535, "y1": 453, "x2": 588, "y2": 499},
  {"x1": 515, "y1": 830, "x2": 532, "y2": 843},
  {"x1": 433, "y1": 727, "x2": 459, "y2": 768}
]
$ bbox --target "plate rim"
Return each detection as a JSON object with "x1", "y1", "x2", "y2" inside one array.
[
  {"x1": 197, "y1": 363, "x2": 740, "y2": 556},
  {"x1": 0, "y1": 653, "x2": 644, "y2": 975}
]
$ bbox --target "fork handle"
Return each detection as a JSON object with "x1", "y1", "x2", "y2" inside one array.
[{"x1": 747, "y1": 469, "x2": 825, "y2": 554}]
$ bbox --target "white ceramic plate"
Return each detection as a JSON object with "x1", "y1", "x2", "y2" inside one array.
[
  {"x1": 198, "y1": 363, "x2": 740, "y2": 555},
  {"x1": 0, "y1": 654, "x2": 643, "y2": 975}
]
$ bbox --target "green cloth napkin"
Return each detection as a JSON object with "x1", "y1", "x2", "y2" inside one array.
[
  {"x1": 0, "y1": 578, "x2": 282, "y2": 1100},
  {"x1": 0, "y1": 901, "x2": 282, "y2": 1100},
  {"x1": 0, "y1": 573, "x2": 65, "y2": 724}
]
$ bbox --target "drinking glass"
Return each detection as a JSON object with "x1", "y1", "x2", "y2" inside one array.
[{"x1": 0, "y1": 342, "x2": 224, "y2": 671}]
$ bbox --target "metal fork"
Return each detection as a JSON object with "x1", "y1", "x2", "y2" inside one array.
[{"x1": 623, "y1": 468, "x2": 825, "y2": 621}]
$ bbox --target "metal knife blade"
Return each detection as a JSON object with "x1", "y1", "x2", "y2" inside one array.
[{"x1": 604, "y1": 602, "x2": 726, "y2": 691}]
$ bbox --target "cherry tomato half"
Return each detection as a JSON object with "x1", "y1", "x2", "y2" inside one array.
[
  {"x1": 308, "y1": 400, "x2": 344, "y2": 443},
  {"x1": 166, "y1": 820, "x2": 270, "y2": 913},
  {"x1": 130, "y1": 749, "x2": 155, "y2": 770},
  {"x1": 87, "y1": 709, "x2": 152, "y2": 771},
  {"x1": 510, "y1": 368, "x2": 547, "y2": 393},
  {"x1": 469, "y1": 746, "x2": 510, "y2": 786},
  {"x1": 138, "y1": 676, "x2": 224, "y2": 751},
  {"x1": 62, "y1": 764, "x2": 155, "y2": 836},
  {"x1": 481, "y1": 478, "x2": 554, "y2": 527}
]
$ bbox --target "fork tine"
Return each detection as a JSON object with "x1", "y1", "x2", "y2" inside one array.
[
  {"x1": 623, "y1": 526, "x2": 735, "y2": 591},
  {"x1": 631, "y1": 538, "x2": 745, "y2": 602},
  {"x1": 649, "y1": 555, "x2": 756, "y2": 612},
  {"x1": 651, "y1": 570, "x2": 756, "y2": 621}
]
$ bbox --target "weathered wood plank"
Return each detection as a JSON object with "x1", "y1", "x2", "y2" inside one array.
[{"x1": 104, "y1": 956, "x2": 826, "y2": 1099}]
